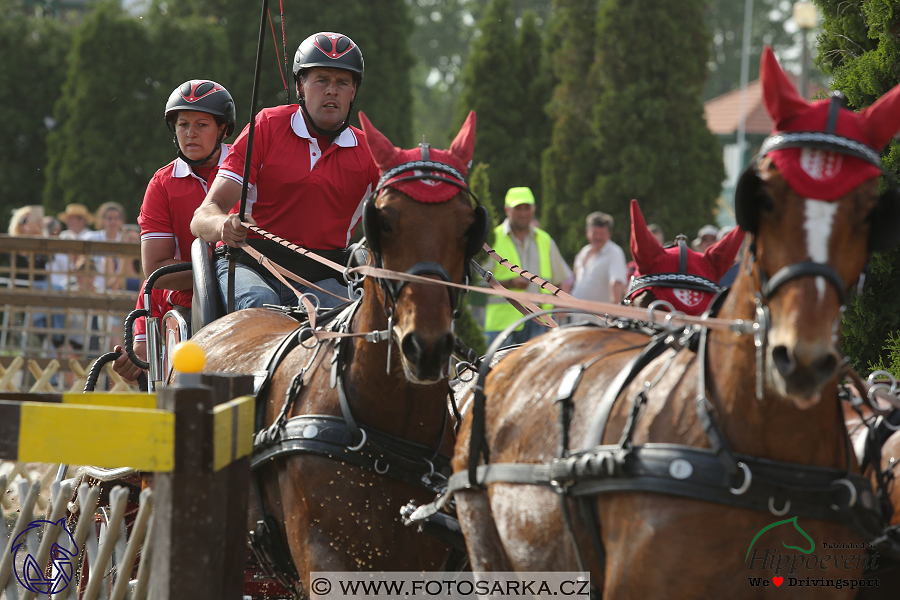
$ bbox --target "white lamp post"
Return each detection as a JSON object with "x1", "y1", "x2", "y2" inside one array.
[{"x1": 793, "y1": 1, "x2": 818, "y2": 99}]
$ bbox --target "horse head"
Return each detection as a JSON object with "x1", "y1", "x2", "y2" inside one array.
[
  {"x1": 733, "y1": 47, "x2": 900, "y2": 406},
  {"x1": 359, "y1": 111, "x2": 488, "y2": 384},
  {"x1": 626, "y1": 198, "x2": 744, "y2": 316}
]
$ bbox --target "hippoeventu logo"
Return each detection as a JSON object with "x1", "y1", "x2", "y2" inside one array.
[
  {"x1": 11, "y1": 518, "x2": 80, "y2": 594},
  {"x1": 744, "y1": 516, "x2": 880, "y2": 590}
]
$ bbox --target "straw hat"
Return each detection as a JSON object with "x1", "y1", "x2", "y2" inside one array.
[{"x1": 57, "y1": 203, "x2": 95, "y2": 225}]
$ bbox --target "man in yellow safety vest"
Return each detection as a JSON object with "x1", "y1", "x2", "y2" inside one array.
[{"x1": 483, "y1": 187, "x2": 573, "y2": 346}]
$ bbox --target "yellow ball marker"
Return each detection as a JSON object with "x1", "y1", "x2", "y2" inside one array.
[{"x1": 172, "y1": 341, "x2": 206, "y2": 374}]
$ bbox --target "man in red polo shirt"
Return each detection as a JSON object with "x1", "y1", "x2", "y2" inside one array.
[{"x1": 191, "y1": 32, "x2": 380, "y2": 310}]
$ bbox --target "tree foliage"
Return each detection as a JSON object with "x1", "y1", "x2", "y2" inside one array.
[
  {"x1": 0, "y1": 3, "x2": 70, "y2": 227},
  {"x1": 539, "y1": 0, "x2": 599, "y2": 256},
  {"x1": 406, "y1": 0, "x2": 553, "y2": 148},
  {"x1": 155, "y1": 0, "x2": 415, "y2": 146},
  {"x1": 703, "y1": 0, "x2": 797, "y2": 101},
  {"x1": 42, "y1": 1, "x2": 230, "y2": 221},
  {"x1": 455, "y1": 0, "x2": 552, "y2": 220},
  {"x1": 590, "y1": 0, "x2": 724, "y2": 249},
  {"x1": 456, "y1": 0, "x2": 523, "y2": 217},
  {"x1": 816, "y1": 0, "x2": 900, "y2": 373},
  {"x1": 37, "y1": 0, "x2": 414, "y2": 223}
]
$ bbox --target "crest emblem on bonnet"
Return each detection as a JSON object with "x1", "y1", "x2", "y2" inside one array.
[
  {"x1": 674, "y1": 289, "x2": 703, "y2": 308},
  {"x1": 799, "y1": 148, "x2": 843, "y2": 181}
]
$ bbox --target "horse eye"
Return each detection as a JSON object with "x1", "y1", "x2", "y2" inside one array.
[{"x1": 379, "y1": 217, "x2": 392, "y2": 234}]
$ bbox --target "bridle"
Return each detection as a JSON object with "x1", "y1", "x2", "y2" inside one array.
[
  {"x1": 732, "y1": 95, "x2": 893, "y2": 398},
  {"x1": 362, "y1": 143, "x2": 489, "y2": 321},
  {"x1": 625, "y1": 236, "x2": 724, "y2": 304}
]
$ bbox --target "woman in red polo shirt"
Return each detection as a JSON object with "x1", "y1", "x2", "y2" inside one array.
[{"x1": 113, "y1": 80, "x2": 236, "y2": 384}]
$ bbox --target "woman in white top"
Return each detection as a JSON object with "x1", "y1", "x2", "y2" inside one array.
[{"x1": 83, "y1": 201, "x2": 125, "y2": 293}]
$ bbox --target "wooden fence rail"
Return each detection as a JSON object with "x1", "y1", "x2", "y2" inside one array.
[
  {"x1": 0, "y1": 373, "x2": 254, "y2": 600},
  {"x1": 0, "y1": 235, "x2": 145, "y2": 392}
]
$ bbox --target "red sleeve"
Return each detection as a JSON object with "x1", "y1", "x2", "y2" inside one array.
[
  {"x1": 219, "y1": 114, "x2": 267, "y2": 187},
  {"x1": 138, "y1": 167, "x2": 175, "y2": 236},
  {"x1": 133, "y1": 291, "x2": 146, "y2": 339}
]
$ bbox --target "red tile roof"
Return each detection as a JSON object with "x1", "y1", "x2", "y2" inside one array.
[{"x1": 704, "y1": 75, "x2": 825, "y2": 136}]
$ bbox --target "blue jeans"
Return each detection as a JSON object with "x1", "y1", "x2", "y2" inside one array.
[
  {"x1": 31, "y1": 280, "x2": 65, "y2": 331},
  {"x1": 215, "y1": 259, "x2": 350, "y2": 311},
  {"x1": 484, "y1": 317, "x2": 546, "y2": 348}
]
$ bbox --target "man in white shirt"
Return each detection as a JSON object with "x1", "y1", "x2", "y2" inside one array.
[{"x1": 570, "y1": 211, "x2": 628, "y2": 316}]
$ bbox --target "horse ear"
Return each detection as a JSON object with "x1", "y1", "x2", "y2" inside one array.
[
  {"x1": 760, "y1": 46, "x2": 809, "y2": 129},
  {"x1": 704, "y1": 226, "x2": 745, "y2": 279},
  {"x1": 449, "y1": 111, "x2": 476, "y2": 176},
  {"x1": 857, "y1": 83, "x2": 900, "y2": 151},
  {"x1": 629, "y1": 199, "x2": 663, "y2": 267},
  {"x1": 359, "y1": 111, "x2": 401, "y2": 172}
]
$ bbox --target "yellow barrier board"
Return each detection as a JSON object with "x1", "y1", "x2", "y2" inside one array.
[
  {"x1": 17, "y1": 402, "x2": 175, "y2": 471},
  {"x1": 61, "y1": 392, "x2": 157, "y2": 409},
  {"x1": 211, "y1": 396, "x2": 255, "y2": 472}
]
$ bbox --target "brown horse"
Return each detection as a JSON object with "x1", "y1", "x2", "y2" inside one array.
[
  {"x1": 450, "y1": 48, "x2": 900, "y2": 599},
  {"x1": 189, "y1": 112, "x2": 486, "y2": 589},
  {"x1": 844, "y1": 391, "x2": 900, "y2": 598}
]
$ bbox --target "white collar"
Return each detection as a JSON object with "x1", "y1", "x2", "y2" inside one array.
[
  {"x1": 173, "y1": 143, "x2": 230, "y2": 178},
  {"x1": 290, "y1": 106, "x2": 358, "y2": 147}
]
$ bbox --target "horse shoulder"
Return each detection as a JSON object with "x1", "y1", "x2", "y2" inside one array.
[
  {"x1": 458, "y1": 326, "x2": 654, "y2": 466},
  {"x1": 597, "y1": 349, "x2": 708, "y2": 449}
]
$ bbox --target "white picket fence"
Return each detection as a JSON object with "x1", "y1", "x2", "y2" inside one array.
[{"x1": 0, "y1": 473, "x2": 154, "y2": 600}]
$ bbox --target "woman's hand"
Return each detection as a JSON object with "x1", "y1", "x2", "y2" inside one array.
[{"x1": 112, "y1": 343, "x2": 146, "y2": 386}]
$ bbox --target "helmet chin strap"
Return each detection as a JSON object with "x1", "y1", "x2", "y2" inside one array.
[
  {"x1": 299, "y1": 98, "x2": 354, "y2": 137},
  {"x1": 174, "y1": 131, "x2": 226, "y2": 167}
]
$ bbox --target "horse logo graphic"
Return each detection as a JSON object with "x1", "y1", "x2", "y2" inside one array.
[
  {"x1": 746, "y1": 515, "x2": 815, "y2": 561},
  {"x1": 12, "y1": 518, "x2": 80, "y2": 594}
]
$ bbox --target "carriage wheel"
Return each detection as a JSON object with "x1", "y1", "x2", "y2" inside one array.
[{"x1": 160, "y1": 308, "x2": 190, "y2": 383}]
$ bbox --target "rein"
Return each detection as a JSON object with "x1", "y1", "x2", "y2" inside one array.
[{"x1": 237, "y1": 222, "x2": 749, "y2": 335}]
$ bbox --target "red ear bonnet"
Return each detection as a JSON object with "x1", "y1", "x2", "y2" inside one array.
[
  {"x1": 359, "y1": 110, "x2": 476, "y2": 203},
  {"x1": 704, "y1": 226, "x2": 745, "y2": 278},
  {"x1": 759, "y1": 46, "x2": 900, "y2": 199},
  {"x1": 628, "y1": 199, "x2": 745, "y2": 316},
  {"x1": 629, "y1": 199, "x2": 664, "y2": 268}
]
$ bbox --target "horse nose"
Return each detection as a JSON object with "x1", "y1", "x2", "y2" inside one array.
[
  {"x1": 771, "y1": 342, "x2": 840, "y2": 392},
  {"x1": 400, "y1": 331, "x2": 454, "y2": 380}
]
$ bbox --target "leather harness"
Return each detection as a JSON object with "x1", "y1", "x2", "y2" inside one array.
[
  {"x1": 246, "y1": 301, "x2": 453, "y2": 598},
  {"x1": 413, "y1": 307, "x2": 900, "y2": 574}
]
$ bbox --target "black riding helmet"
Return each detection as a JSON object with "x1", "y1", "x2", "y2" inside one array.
[
  {"x1": 292, "y1": 32, "x2": 364, "y2": 137},
  {"x1": 164, "y1": 80, "x2": 236, "y2": 167}
]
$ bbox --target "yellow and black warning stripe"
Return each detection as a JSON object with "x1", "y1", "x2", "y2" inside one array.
[
  {"x1": 0, "y1": 397, "x2": 174, "y2": 471},
  {"x1": 211, "y1": 396, "x2": 254, "y2": 472}
]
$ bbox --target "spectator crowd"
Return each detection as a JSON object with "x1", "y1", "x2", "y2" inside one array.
[
  {"x1": 4, "y1": 189, "x2": 737, "y2": 356},
  {"x1": 4, "y1": 202, "x2": 143, "y2": 355}
]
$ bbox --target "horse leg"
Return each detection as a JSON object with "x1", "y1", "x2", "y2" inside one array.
[
  {"x1": 489, "y1": 486, "x2": 587, "y2": 572},
  {"x1": 455, "y1": 489, "x2": 515, "y2": 572}
]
